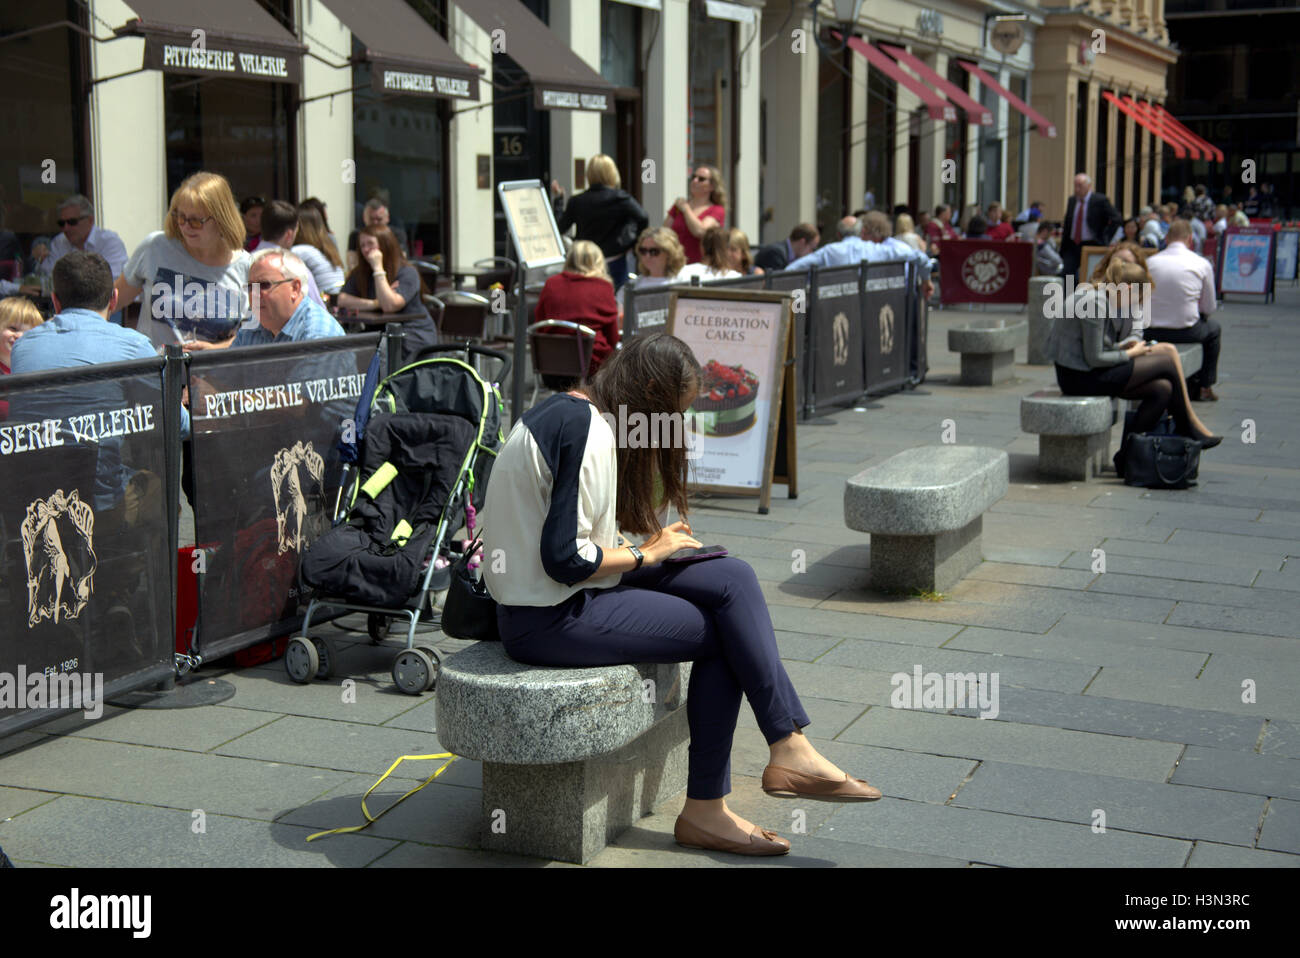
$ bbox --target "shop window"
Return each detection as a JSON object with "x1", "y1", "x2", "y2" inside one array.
[
  {"x1": 0, "y1": 3, "x2": 88, "y2": 257},
  {"x1": 164, "y1": 77, "x2": 294, "y2": 208}
]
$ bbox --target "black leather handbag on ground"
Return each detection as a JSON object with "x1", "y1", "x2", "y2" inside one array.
[
  {"x1": 1117, "y1": 431, "x2": 1201, "y2": 488},
  {"x1": 440, "y1": 535, "x2": 500, "y2": 641}
]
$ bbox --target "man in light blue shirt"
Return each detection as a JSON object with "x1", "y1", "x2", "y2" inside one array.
[
  {"x1": 232, "y1": 249, "x2": 345, "y2": 346},
  {"x1": 10, "y1": 250, "x2": 183, "y2": 511},
  {"x1": 788, "y1": 212, "x2": 934, "y2": 299}
]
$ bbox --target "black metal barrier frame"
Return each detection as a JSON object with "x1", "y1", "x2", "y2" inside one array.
[
  {"x1": 0, "y1": 333, "x2": 388, "y2": 739},
  {"x1": 0, "y1": 355, "x2": 178, "y2": 737},
  {"x1": 623, "y1": 260, "x2": 926, "y2": 420}
]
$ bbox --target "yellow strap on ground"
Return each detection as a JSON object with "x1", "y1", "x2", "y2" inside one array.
[
  {"x1": 305, "y1": 753, "x2": 458, "y2": 842},
  {"x1": 390, "y1": 518, "x2": 413, "y2": 545},
  {"x1": 360, "y1": 461, "x2": 398, "y2": 499}
]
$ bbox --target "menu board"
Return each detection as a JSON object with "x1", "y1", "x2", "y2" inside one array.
[
  {"x1": 498, "y1": 180, "x2": 566, "y2": 270},
  {"x1": 667, "y1": 288, "x2": 796, "y2": 512},
  {"x1": 1218, "y1": 227, "x2": 1275, "y2": 298}
]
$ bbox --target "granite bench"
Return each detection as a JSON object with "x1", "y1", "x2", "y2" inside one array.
[
  {"x1": 948, "y1": 320, "x2": 1028, "y2": 385},
  {"x1": 434, "y1": 641, "x2": 690, "y2": 864},
  {"x1": 1021, "y1": 391, "x2": 1112, "y2": 480},
  {"x1": 844, "y1": 446, "x2": 1009, "y2": 593}
]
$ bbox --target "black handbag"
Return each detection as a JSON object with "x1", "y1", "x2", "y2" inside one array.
[
  {"x1": 440, "y1": 534, "x2": 500, "y2": 641},
  {"x1": 1117, "y1": 432, "x2": 1201, "y2": 489}
]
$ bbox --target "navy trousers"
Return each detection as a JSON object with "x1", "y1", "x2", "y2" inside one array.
[{"x1": 496, "y1": 557, "x2": 810, "y2": 800}]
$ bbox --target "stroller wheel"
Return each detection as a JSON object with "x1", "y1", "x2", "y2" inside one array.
[
  {"x1": 311, "y1": 637, "x2": 337, "y2": 680},
  {"x1": 392, "y1": 648, "x2": 437, "y2": 695},
  {"x1": 367, "y1": 613, "x2": 389, "y2": 644},
  {"x1": 285, "y1": 637, "x2": 319, "y2": 684}
]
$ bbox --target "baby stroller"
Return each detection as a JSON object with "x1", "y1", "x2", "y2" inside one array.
[{"x1": 292, "y1": 343, "x2": 509, "y2": 694}]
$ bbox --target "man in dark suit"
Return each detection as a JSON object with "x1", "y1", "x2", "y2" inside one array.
[
  {"x1": 754, "y1": 222, "x2": 820, "y2": 272},
  {"x1": 1060, "y1": 173, "x2": 1121, "y2": 282}
]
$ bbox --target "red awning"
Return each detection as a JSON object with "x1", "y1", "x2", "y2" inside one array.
[
  {"x1": 1102, "y1": 90, "x2": 1185, "y2": 159},
  {"x1": 1149, "y1": 103, "x2": 1224, "y2": 163},
  {"x1": 836, "y1": 32, "x2": 956, "y2": 123},
  {"x1": 955, "y1": 61, "x2": 1055, "y2": 138},
  {"x1": 879, "y1": 44, "x2": 991, "y2": 126},
  {"x1": 1124, "y1": 97, "x2": 1202, "y2": 161}
]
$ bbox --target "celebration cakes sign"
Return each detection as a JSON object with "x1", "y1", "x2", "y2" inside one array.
[{"x1": 668, "y1": 288, "x2": 797, "y2": 512}]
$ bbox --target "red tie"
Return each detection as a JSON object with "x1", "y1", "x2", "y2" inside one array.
[{"x1": 1072, "y1": 198, "x2": 1084, "y2": 244}]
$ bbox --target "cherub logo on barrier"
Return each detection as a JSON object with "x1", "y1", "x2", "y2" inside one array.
[
  {"x1": 271, "y1": 441, "x2": 326, "y2": 554},
  {"x1": 21, "y1": 489, "x2": 96, "y2": 628},
  {"x1": 832, "y1": 312, "x2": 850, "y2": 366},
  {"x1": 879, "y1": 303, "x2": 895, "y2": 354}
]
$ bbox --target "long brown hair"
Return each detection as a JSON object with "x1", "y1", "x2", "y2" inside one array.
[
  {"x1": 1091, "y1": 241, "x2": 1149, "y2": 284},
  {"x1": 296, "y1": 204, "x2": 342, "y2": 268},
  {"x1": 699, "y1": 226, "x2": 730, "y2": 272},
  {"x1": 588, "y1": 334, "x2": 702, "y2": 535},
  {"x1": 345, "y1": 225, "x2": 422, "y2": 294}
]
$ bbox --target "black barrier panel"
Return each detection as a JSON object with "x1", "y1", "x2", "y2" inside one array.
[
  {"x1": 0, "y1": 358, "x2": 175, "y2": 737},
  {"x1": 908, "y1": 262, "x2": 928, "y2": 385},
  {"x1": 624, "y1": 282, "x2": 676, "y2": 339},
  {"x1": 765, "y1": 268, "x2": 811, "y2": 416},
  {"x1": 809, "y1": 264, "x2": 866, "y2": 413},
  {"x1": 702, "y1": 274, "x2": 767, "y2": 291},
  {"x1": 863, "y1": 260, "x2": 912, "y2": 395},
  {"x1": 187, "y1": 334, "x2": 380, "y2": 660}
]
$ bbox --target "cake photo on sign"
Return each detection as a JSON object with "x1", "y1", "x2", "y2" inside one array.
[{"x1": 688, "y1": 359, "x2": 759, "y2": 436}]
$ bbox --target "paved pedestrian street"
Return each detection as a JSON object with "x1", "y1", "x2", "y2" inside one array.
[{"x1": 2, "y1": 288, "x2": 1298, "y2": 868}]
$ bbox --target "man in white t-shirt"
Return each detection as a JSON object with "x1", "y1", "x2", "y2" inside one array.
[
  {"x1": 1144, "y1": 219, "x2": 1221, "y2": 401},
  {"x1": 38, "y1": 194, "x2": 128, "y2": 280}
]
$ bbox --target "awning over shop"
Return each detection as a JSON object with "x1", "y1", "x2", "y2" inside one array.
[
  {"x1": 837, "y1": 32, "x2": 956, "y2": 123},
  {"x1": 956, "y1": 61, "x2": 1056, "y2": 138},
  {"x1": 1125, "y1": 98, "x2": 1203, "y2": 160},
  {"x1": 1102, "y1": 91, "x2": 1185, "y2": 159},
  {"x1": 1149, "y1": 103, "x2": 1224, "y2": 164},
  {"x1": 318, "y1": 0, "x2": 482, "y2": 101},
  {"x1": 113, "y1": 0, "x2": 306, "y2": 84},
  {"x1": 457, "y1": 0, "x2": 615, "y2": 113},
  {"x1": 880, "y1": 45, "x2": 991, "y2": 127}
]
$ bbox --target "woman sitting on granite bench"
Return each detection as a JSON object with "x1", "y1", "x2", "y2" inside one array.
[{"x1": 480, "y1": 333, "x2": 880, "y2": 857}]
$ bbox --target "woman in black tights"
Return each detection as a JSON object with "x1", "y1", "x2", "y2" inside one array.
[{"x1": 1047, "y1": 259, "x2": 1221, "y2": 447}]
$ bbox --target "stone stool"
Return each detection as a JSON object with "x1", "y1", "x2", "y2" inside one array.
[
  {"x1": 1021, "y1": 390, "x2": 1113, "y2": 480},
  {"x1": 844, "y1": 446, "x2": 1009, "y2": 593},
  {"x1": 435, "y1": 642, "x2": 690, "y2": 864},
  {"x1": 948, "y1": 320, "x2": 1028, "y2": 385}
]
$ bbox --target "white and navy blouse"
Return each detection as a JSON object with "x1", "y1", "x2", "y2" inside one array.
[{"x1": 481, "y1": 394, "x2": 623, "y2": 607}]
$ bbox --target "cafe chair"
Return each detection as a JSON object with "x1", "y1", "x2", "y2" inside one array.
[
  {"x1": 527, "y1": 319, "x2": 595, "y2": 408},
  {"x1": 430, "y1": 291, "x2": 491, "y2": 368}
]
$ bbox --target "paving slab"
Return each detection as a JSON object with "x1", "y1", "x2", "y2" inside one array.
[
  {"x1": 944, "y1": 626, "x2": 1208, "y2": 675},
  {"x1": 1061, "y1": 552, "x2": 1261, "y2": 586},
  {"x1": 952, "y1": 760, "x2": 1265, "y2": 846},
  {"x1": 275, "y1": 774, "x2": 481, "y2": 848},
  {"x1": 816, "y1": 637, "x2": 1097, "y2": 694},
  {"x1": 839, "y1": 708, "x2": 1182, "y2": 782},
  {"x1": 816, "y1": 590, "x2": 1063, "y2": 633},
  {"x1": 212, "y1": 715, "x2": 481, "y2": 788},
  {"x1": 819, "y1": 797, "x2": 1190, "y2": 867},
  {"x1": 1163, "y1": 602, "x2": 1299, "y2": 641},
  {"x1": 1086, "y1": 573, "x2": 1296, "y2": 613},
  {"x1": 1170, "y1": 746, "x2": 1300, "y2": 800},
  {"x1": 1084, "y1": 665, "x2": 1300, "y2": 722},
  {"x1": 736, "y1": 695, "x2": 868, "y2": 740},
  {"x1": 965, "y1": 562, "x2": 1099, "y2": 590},
  {"x1": 950, "y1": 686, "x2": 1263, "y2": 750},
  {"x1": 1257, "y1": 798, "x2": 1300, "y2": 855},
  {"x1": 948, "y1": 578, "x2": 1175, "y2": 622},
  {"x1": 36, "y1": 703, "x2": 282, "y2": 753},
  {"x1": 0, "y1": 736, "x2": 353, "y2": 820},
  {"x1": 1087, "y1": 536, "x2": 1287, "y2": 571},
  {"x1": 1260, "y1": 720, "x2": 1300, "y2": 760},
  {"x1": 213, "y1": 663, "x2": 441, "y2": 725},
  {"x1": 1048, "y1": 612, "x2": 1300, "y2": 659},
  {"x1": 0, "y1": 795, "x2": 396, "y2": 868},
  {"x1": 0, "y1": 785, "x2": 60, "y2": 822},
  {"x1": 1185, "y1": 842, "x2": 1300, "y2": 868}
]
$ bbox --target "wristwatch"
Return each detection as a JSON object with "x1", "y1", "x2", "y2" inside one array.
[{"x1": 627, "y1": 544, "x2": 645, "y2": 570}]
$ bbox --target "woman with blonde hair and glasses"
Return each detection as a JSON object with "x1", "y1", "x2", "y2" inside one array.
[
  {"x1": 535, "y1": 239, "x2": 620, "y2": 378},
  {"x1": 666, "y1": 165, "x2": 727, "y2": 264},
  {"x1": 116, "y1": 171, "x2": 251, "y2": 350},
  {"x1": 550, "y1": 154, "x2": 648, "y2": 293}
]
